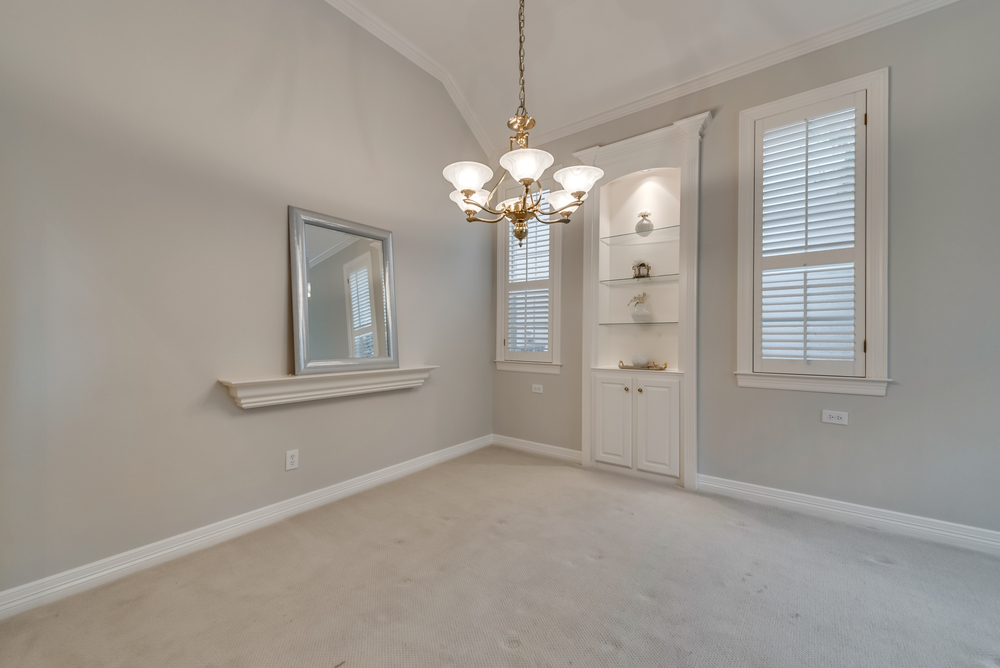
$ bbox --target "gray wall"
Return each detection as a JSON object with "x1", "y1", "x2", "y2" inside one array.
[
  {"x1": 307, "y1": 239, "x2": 387, "y2": 361},
  {"x1": 492, "y1": 225, "x2": 584, "y2": 451},
  {"x1": 307, "y1": 244, "x2": 352, "y2": 361},
  {"x1": 498, "y1": 0, "x2": 1000, "y2": 531},
  {"x1": 0, "y1": 0, "x2": 493, "y2": 591}
]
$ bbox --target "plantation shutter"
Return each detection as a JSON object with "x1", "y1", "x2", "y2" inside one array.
[
  {"x1": 753, "y1": 91, "x2": 867, "y2": 377},
  {"x1": 346, "y1": 255, "x2": 377, "y2": 358},
  {"x1": 506, "y1": 217, "x2": 552, "y2": 362}
]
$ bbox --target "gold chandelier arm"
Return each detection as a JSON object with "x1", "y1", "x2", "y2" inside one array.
[
  {"x1": 532, "y1": 211, "x2": 571, "y2": 225},
  {"x1": 540, "y1": 197, "x2": 585, "y2": 218},
  {"x1": 468, "y1": 199, "x2": 502, "y2": 216},
  {"x1": 466, "y1": 213, "x2": 508, "y2": 224},
  {"x1": 484, "y1": 171, "x2": 509, "y2": 210},
  {"x1": 528, "y1": 180, "x2": 543, "y2": 209}
]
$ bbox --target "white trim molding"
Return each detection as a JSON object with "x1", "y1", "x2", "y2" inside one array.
[
  {"x1": 698, "y1": 475, "x2": 1000, "y2": 556},
  {"x1": 327, "y1": 0, "x2": 960, "y2": 155},
  {"x1": 0, "y1": 435, "x2": 493, "y2": 621},
  {"x1": 219, "y1": 366, "x2": 437, "y2": 408},
  {"x1": 736, "y1": 69, "x2": 889, "y2": 396},
  {"x1": 735, "y1": 372, "x2": 890, "y2": 396},
  {"x1": 493, "y1": 435, "x2": 583, "y2": 463},
  {"x1": 494, "y1": 361, "x2": 562, "y2": 375},
  {"x1": 496, "y1": 181, "x2": 563, "y2": 370}
]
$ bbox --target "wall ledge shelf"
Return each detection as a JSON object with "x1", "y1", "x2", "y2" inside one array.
[
  {"x1": 219, "y1": 366, "x2": 437, "y2": 409},
  {"x1": 592, "y1": 366, "x2": 684, "y2": 376}
]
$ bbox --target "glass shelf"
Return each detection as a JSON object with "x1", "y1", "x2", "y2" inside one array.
[
  {"x1": 600, "y1": 225, "x2": 679, "y2": 246},
  {"x1": 599, "y1": 273, "x2": 679, "y2": 287},
  {"x1": 598, "y1": 320, "x2": 679, "y2": 326}
]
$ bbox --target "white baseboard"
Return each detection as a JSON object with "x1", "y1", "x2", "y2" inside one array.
[
  {"x1": 0, "y1": 435, "x2": 493, "y2": 621},
  {"x1": 697, "y1": 474, "x2": 1000, "y2": 556},
  {"x1": 493, "y1": 435, "x2": 583, "y2": 463}
]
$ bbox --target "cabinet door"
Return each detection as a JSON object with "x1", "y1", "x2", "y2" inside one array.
[
  {"x1": 635, "y1": 376, "x2": 680, "y2": 477},
  {"x1": 594, "y1": 373, "x2": 632, "y2": 468}
]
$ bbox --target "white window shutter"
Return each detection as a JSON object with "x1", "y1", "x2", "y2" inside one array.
[
  {"x1": 754, "y1": 91, "x2": 867, "y2": 377},
  {"x1": 505, "y1": 217, "x2": 553, "y2": 362},
  {"x1": 345, "y1": 254, "x2": 378, "y2": 359}
]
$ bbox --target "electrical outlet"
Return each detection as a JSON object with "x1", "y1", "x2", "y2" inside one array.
[
  {"x1": 822, "y1": 410, "x2": 848, "y2": 425},
  {"x1": 532, "y1": 384, "x2": 543, "y2": 394},
  {"x1": 286, "y1": 449, "x2": 299, "y2": 470}
]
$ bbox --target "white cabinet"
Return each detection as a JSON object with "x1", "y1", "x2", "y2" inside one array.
[
  {"x1": 594, "y1": 374, "x2": 632, "y2": 467},
  {"x1": 635, "y1": 376, "x2": 680, "y2": 477},
  {"x1": 593, "y1": 371, "x2": 680, "y2": 478}
]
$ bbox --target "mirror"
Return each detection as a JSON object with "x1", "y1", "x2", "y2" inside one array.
[{"x1": 289, "y1": 206, "x2": 398, "y2": 374}]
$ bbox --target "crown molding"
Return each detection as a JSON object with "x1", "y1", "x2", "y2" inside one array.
[
  {"x1": 327, "y1": 0, "x2": 961, "y2": 157},
  {"x1": 530, "y1": 0, "x2": 963, "y2": 148},
  {"x1": 307, "y1": 236, "x2": 356, "y2": 268},
  {"x1": 323, "y1": 0, "x2": 493, "y2": 157}
]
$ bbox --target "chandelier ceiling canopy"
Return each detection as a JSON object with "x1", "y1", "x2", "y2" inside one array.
[{"x1": 442, "y1": 0, "x2": 603, "y2": 246}]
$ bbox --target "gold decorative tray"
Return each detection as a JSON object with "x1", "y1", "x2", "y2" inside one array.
[{"x1": 618, "y1": 360, "x2": 668, "y2": 371}]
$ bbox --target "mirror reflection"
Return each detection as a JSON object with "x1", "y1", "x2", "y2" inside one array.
[
  {"x1": 289, "y1": 206, "x2": 398, "y2": 375},
  {"x1": 304, "y1": 224, "x2": 388, "y2": 360}
]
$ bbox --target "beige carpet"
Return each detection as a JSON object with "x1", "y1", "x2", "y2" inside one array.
[{"x1": 2, "y1": 446, "x2": 999, "y2": 667}]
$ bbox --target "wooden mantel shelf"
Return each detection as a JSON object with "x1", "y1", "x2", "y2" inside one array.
[{"x1": 219, "y1": 366, "x2": 437, "y2": 409}]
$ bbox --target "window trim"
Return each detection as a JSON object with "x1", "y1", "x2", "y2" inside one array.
[
  {"x1": 495, "y1": 178, "x2": 562, "y2": 374},
  {"x1": 736, "y1": 69, "x2": 890, "y2": 396}
]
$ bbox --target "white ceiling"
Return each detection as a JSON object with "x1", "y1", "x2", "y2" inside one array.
[{"x1": 326, "y1": 0, "x2": 959, "y2": 155}]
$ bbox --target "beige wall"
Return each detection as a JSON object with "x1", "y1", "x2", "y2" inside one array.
[
  {"x1": 0, "y1": 0, "x2": 493, "y2": 591},
  {"x1": 498, "y1": 0, "x2": 1000, "y2": 531}
]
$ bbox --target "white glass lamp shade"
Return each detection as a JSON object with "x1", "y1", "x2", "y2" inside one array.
[
  {"x1": 497, "y1": 196, "x2": 522, "y2": 211},
  {"x1": 544, "y1": 189, "x2": 588, "y2": 215},
  {"x1": 553, "y1": 165, "x2": 604, "y2": 195},
  {"x1": 449, "y1": 189, "x2": 489, "y2": 213},
  {"x1": 443, "y1": 161, "x2": 493, "y2": 193},
  {"x1": 499, "y1": 148, "x2": 554, "y2": 183}
]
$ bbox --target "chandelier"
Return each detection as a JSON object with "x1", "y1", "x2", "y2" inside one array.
[{"x1": 442, "y1": 0, "x2": 604, "y2": 246}]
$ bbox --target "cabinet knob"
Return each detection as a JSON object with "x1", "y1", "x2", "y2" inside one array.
[
  {"x1": 624, "y1": 386, "x2": 629, "y2": 392},
  {"x1": 637, "y1": 388, "x2": 643, "y2": 393}
]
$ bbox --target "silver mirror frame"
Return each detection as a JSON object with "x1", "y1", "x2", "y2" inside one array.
[{"x1": 289, "y1": 206, "x2": 399, "y2": 375}]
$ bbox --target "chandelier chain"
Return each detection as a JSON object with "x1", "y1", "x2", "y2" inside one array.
[{"x1": 516, "y1": 0, "x2": 527, "y2": 117}]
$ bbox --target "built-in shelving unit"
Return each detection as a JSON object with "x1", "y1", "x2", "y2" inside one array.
[
  {"x1": 598, "y1": 320, "x2": 679, "y2": 326},
  {"x1": 598, "y1": 273, "x2": 678, "y2": 287},
  {"x1": 577, "y1": 111, "x2": 712, "y2": 490},
  {"x1": 599, "y1": 225, "x2": 680, "y2": 246}
]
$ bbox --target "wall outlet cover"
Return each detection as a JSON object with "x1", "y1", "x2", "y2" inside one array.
[
  {"x1": 286, "y1": 449, "x2": 299, "y2": 470},
  {"x1": 532, "y1": 384, "x2": 543, "y2": 394},
  {"x1": 822, "y1": 410, "x2": 848, "y2": 425}
]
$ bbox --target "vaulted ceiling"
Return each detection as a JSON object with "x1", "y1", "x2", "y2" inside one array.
[{"x1": 326, "y1": 0, "x2": 959, "y2": 155}]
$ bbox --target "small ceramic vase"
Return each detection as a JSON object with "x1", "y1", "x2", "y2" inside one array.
[
  {"x1": 635, "y1": 210, "x2": 654, "y2": 237},
  {"x1": 631, "y1": 302, "x2": 652, "y2": 323},
  {"x1": 631, "y1": 351, "x2": 649, "y2": 368}
]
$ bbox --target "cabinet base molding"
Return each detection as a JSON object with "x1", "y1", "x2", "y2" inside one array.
[{"x1": 697, "y1": 474, "x2": 1000, "y2": 556}]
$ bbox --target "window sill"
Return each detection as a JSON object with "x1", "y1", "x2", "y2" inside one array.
[
  {"x1": 495, "y1": 361, "x2": 562, "y2": 375},
  {"x1": 735, "y1": 372, "x2": 890, "y2": 396}
]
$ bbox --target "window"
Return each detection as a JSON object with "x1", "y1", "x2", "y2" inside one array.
[
  {"x1": 496, "y1": 185, "x2": 562, "y2": 374},
  {"x1": 737, "y1": 70, "x2": 889, "y2": 396},
  {"x1": 344, "y1": 254, "x2": 377, "y2": 358}
]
